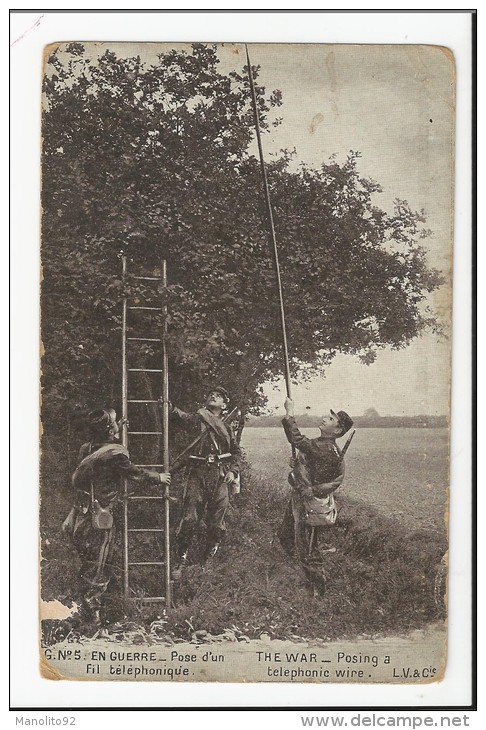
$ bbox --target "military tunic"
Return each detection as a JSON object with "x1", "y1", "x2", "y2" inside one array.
[
  {"x1": 278, "y1": 416, "x2": 344, "y2": 564},
  {"x1": 171, "y1": 407, "x2": 241, "y2": 557},
  {"x1": 64, "y1": 439, "x2": 161, "y2": 615}
]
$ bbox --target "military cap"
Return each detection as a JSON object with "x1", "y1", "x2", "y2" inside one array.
[
  {"x1": 87, "y1": 408, "x2": 116, "y2": 433},
  {"x1": 209, "y1": 386, "x2": 230, "y2": 403},
  {"x1": 331, "y1": 409, "x2": 353, "y2": 436}
]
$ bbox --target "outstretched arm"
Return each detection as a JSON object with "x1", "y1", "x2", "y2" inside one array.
[
  {"x1": 281, "y1": 397, "x2": 313, "y2": 455},
  {"x1": 157, "y1": 397, "x2": 200, "y2": 432},
  {"x1": 114, "y1": 454, "x2": 171, "y2": 486}
]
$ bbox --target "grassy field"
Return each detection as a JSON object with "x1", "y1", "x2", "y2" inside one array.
[
  {"x1": 41, "y1": 427, "x2": 448, "y2": 644},
  {"x1": 242, "y1": 427, "x2": 449, "y2": 536}
]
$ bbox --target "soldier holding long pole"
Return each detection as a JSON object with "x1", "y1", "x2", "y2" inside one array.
[{"x1": 245, "y1": 47, "x2": 354, "y2": 590}]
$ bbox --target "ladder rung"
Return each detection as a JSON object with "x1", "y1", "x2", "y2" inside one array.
[
  {"x1": 129, "y1": 431, "x2": 164, "y2": 435},
  {"x1": 127, "y1": 399, "x2": 159, "y2": 403},
  {"x1": 128, "y1": 368, "x2": 163, "y2": 373},
  {"x1": 128, "y1": 528, "x2": 164, "y2": 532},
  {"x1": 128, "y1": 561, "x2": 165, "y2": 566},
  {"x1": 128, "y1": 306, "x2": 163, "y2": 311},
  {"x1": 129, "y1": 597, "x2": 167, "y2": 603},
  {"x1": 131, "y1": 276, "x2": 163, "y2": 281},
  {"x1": 127, "y1": 338, "x2": 163, "y2": 342},
  {"x1": 129, "y1": 496, "x2": 165, "y2": 500}
]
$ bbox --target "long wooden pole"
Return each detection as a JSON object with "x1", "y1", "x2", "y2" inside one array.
[
  {"x1": 245, "y1": 45, "x2": 295, "y2": 457},
  {"x1": 121, "y1": 254, "x2": 129, "y2": 597},
  {"x1": 161, "y1": 259, "x2": 172, "y2": 607}
]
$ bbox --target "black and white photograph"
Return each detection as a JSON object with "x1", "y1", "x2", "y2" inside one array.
[{"x1": 35, "y1": 37, "x2": 457, "y2": 686}]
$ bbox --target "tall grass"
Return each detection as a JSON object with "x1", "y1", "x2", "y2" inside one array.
[
  {"x1": 164, "y1": 460, "x2": 446, "y2": 641},
  {"x1": 41, "y1": 450, "x2": 447, "y2": 642}
]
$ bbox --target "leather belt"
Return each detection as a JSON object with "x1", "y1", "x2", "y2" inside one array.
[{"x1": 189, "y1": 453, "x2": 232, "y2": 466}]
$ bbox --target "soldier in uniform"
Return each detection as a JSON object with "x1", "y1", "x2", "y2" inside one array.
[
  {"x1": 278, "y1": 396, "x2": 353, "y2": 579},
  {"x1": 167, "y1": 386, "x2": 241, "y2": 565},
  {"x1": 62, "y1": 408, "x2": 171, "y2": 631}
]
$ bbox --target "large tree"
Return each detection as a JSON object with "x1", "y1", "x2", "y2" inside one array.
[{"x1": 41, "y1": 43, "x2": 443, "y2": 444}]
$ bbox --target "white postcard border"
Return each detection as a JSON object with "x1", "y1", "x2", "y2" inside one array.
[{"x1": 9, "y1": 7, "x2": 474, "y2": 713}]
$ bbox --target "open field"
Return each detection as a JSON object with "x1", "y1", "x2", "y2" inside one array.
[
  {"x1": 41, "y1": 426, "x2": 448, "y2": 643},
  {"x1": 242, "y1": 427, "x2": 449, "y2": 536}
]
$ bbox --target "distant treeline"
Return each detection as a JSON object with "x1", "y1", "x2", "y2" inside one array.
[{"x1": 246, "y1": 414, "x2": 448, "y2": 429}]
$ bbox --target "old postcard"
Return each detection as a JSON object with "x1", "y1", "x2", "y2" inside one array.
[{"x1": 39, "y1": 41, "x2": 453, "y2": 684}]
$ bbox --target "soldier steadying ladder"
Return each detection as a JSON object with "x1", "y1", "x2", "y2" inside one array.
[
  {"x1": 63, "y1": 408, "x2": 171, "y2": 632},
  {"x1": 162, "y1": 385, "x2": 241, "y2": 568}
]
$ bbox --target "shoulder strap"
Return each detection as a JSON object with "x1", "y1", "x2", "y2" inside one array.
[
  {"x1": 197, "y1": 408, "x2": 231, "y2": 450},
  {"x1": 208, "y1": 429, "x2": 220, "y2": 453}
]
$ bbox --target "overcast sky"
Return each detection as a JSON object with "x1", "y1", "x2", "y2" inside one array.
[
  {"x1": 225, "y1": 43, "x2": 454, "y2": 417},
  {"x1": 72, "y1": 42, "x2": 454, "y2": 417}
]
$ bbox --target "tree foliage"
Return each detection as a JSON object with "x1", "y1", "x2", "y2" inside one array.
[{"x1": 41, "y1": 43, "x2": 443, "y2": 437}]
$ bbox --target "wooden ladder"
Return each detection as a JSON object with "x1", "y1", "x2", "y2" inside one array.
[{"x1": 120, "y1": 254, "x2": 172, "y2": 608}]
